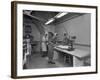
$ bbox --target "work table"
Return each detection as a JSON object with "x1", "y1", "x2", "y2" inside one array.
[
  {"x1": 54, "y1": 45, "x2": 90, "y2": 67},
  {"x1": 55, "y1": 45, "x2": 90, "y2": 59}
]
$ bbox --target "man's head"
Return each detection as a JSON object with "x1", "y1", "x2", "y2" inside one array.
[
  {"x1": 48, "y1": 32, "x2": 54, "y2": 39},
  {"x1": 64, "y1": 32, "x2": 68, "y2": 37}
]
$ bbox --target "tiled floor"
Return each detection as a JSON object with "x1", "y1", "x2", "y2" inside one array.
[{"x1": 24, "y1": 52, "x2": 73, "y2": 69}]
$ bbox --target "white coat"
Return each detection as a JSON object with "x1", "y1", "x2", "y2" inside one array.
[{"x1": 41, "y1": 36, "x2": 47, "y2": 51}]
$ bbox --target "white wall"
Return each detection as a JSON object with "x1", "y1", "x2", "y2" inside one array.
[
  {"x1": 0, "y1": 0, "x2": 99, "y2": 80},
  {"x1": 29, "y1": 23, "x2": 41, "y2": 52},
  {"x1": 55, "y1": 14, "x2": 91, "y2": 45},
  {"x1": 31, "y1": 23, "x2": 40, "y2": 41}
]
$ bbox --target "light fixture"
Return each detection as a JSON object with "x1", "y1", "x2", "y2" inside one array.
[
  {"x1": 45, "y1": 12, "x2": 68, "y2": 25},
  {"x1": 45, "y1": 18, "x2": 55, "y2": 25},
  {"x1": 55, "y1": 12, "x2": 68, "y2": 18},
  {"x1": 24, "y1": 10, "x2": 32, "y2": 15}
]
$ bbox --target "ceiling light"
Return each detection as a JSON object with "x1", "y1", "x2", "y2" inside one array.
[
  {"x1": 56, "y1": 12, "x2": 68, "y2": 18},
  {"x1": 45, "y1": 18, "x2": 55, "y2": 25}
]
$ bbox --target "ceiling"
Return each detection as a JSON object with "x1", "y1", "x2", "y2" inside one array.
[{"x1": 23, "y1": 10, "x2": 85, "y2": 25}]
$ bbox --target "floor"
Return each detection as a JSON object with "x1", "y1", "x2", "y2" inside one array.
[
  {"x1": 23, "y1": 45, "x2": 90, "y2": 69},
  {"x1": 23, "y1": 52, "x2": 73, "y2": 69}
]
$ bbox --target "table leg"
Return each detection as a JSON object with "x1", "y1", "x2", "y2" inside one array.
[
  {"x1": 53, "y1": 51, "x2": 59, "y2": 60},
  {"x1": 73, "y1": 56, "x2": 84, "y2": 67}
]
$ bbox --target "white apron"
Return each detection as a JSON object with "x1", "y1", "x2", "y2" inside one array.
[{"x1": 41, "y1": 36, "x2": 47, "y2": 51}]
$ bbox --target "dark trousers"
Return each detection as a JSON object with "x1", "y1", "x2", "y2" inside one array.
[
  {"x1": 48, "y1": 45, "x2": 54, "y2": 61},
  {"x1": 42, "y1": 51, "x2": 47, "y2": 57}
]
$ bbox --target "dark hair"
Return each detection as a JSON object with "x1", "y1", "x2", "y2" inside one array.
[
  {"x1": 48, "y1": 32, "x2": 54, "y2": 37},
  {"x1": 48, "y1": 32, "x2": 54, "y2": 39},
  {"x1": 64, "y1": 33, "x2": 68, "y2": 36}
]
